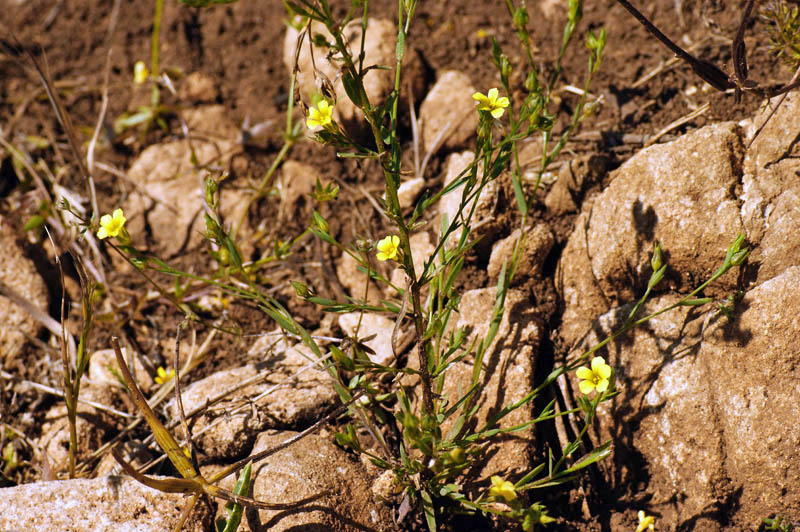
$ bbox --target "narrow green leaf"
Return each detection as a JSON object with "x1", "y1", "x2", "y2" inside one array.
[{"x1": 564, "y1": 440, "x2": 612, "y2": 473}]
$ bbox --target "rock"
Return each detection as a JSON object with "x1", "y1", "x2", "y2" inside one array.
[
  {"x1": 563, "y1": 294, "x2": 724, "y2": 530},
  {"x1": 172, "y1": 335, "x2": 336, "y2": 461},
  {"x1": 182, "y1": 104, "x2": 239, "y2": 139},
  {"x1": 745, "y1": 91, "x2": 800, "y2": 169},
  {"x1": 740, "y1": 92, "x2": 800, "y2": 284},
  {"x1": 0, "y1": 217, "x2": 48, "y2": 362},
  {"x1": 397, "y1": 176, "x2": 426, "y2": 209},
  {"x1": 389, "y1": 230, "x2": 435, "y2": 289},
  {"x1": 556, "y1": 122, "x2": 746, "y2": 346},
  {"x1": 565, "y1": 267, "x2": 800, "y2": 529},
  {"x1": 121, "y1": 114, "x2": 245, "y2": 255},
  {"x1": 284, "y1": 18, "x2": 416, "y2": 133},
  {"x1": 420, "y1": 71, "x2": 479, "y2": 154},
  {"x1": 228, "y1": 430, "x2": 395, "y2": 531},
  {"x1": 338, "y1": 312, "x2": 395, "y2": 366},
  {"x1": 95, "y1": 440, "x2": 153, "y2": 477},
  {"x1": 279, "y1": 160, "x2": 318, "y2": 214},
  {"x1": 38, "y1": 383, "x2": 118, "y2": 473},
  {"x1": 0, "y1": 475, "x2": 213, "y2": 531},
  {"x1": 439, "y1": 287, "x2": 542, "y2": 480},
  {"x1": 179, "y1": 71, "x2": 219, "y2": 103},
  {"x1": 487, "y1": 224, "x2": 554, "y2": 283},
  {"x1": 336, "y1": 250, "x2": 382, "y2": 305},
  {"x1": 89, "y1": 347, "x2": 152, "y2": 393},
  {"x1": 698, "y1": 266, "x2": 800, "y2": 529},
  {"x1": 544, "y1": 154, "x2": 609, "y2": 215},
  {"x1": 437, "y1": 151, "x2": 498, "y2": 249}
]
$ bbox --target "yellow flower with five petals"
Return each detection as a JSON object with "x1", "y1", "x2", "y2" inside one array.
[
  {"x1": 376, "y1": 235, "x2": 400, "y2": 262},
  {"x1": 489, "y1": 476, "x2": 517, "y2": 502},
  {"x1": 576, "y1": 356, "x2": 612, "y2": 395},
  {"x1": 472, "y1": 87, "x2": 510, "y2": 119},
  {"x1": 306, "y1": 100, "x2": 334, "y2": 129},
  {"x1": 97, "y1": 208, "x2": 127, "y2": 240}
]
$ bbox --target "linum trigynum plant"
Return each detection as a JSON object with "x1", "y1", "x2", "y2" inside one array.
[{"x1": 91, "y1": 0, "x2": 752, "y2": 530}]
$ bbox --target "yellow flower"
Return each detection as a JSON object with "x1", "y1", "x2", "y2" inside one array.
[
  {"x1": 635, "y1": 510, "x2": 655, "y2": 532},
  {"x1": 472, "y1": 87, "x2": 510, "y2": 119},
  {"x1": 154, "y1": 366, "x2": 174, "y2": 385},
  {"x1": 306, "y1": 100, "x2": 333, "y2": 129},
  {"x1": 576, "y1": 356, "x2": 612, "y2": 395},
  {"x1": 489, "y1": 476, "x2": 517, "y2": 503},
  {"x1": 133, "y1": 61, "x2": 149, "y2": 84},
  {"x1": 97, "y1": 208, "x2": 127, "y2": 240},
  {"x1": 376, "y1": 235, "x2": 400, "y2": 262}
]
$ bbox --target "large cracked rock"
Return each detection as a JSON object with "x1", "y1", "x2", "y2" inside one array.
[
  {"x1": 0, "y1": 475, "x2": 213, "y2": 531},
  {"x1": 556, "y1": 93, "x2": 800, "y2": 529},
  {"x1": 172, "y1": 334, "x2": 336, "y2": 461},
  {"x1": 740, "y1": 91, "x2": 800, "y2": 284},
  {"x1": 440, "y1": 287, "x2": 543, "y2": 482},
  {"x1": 217, "y1": 430, "x2": 395, "y2": 532},
  {"x1": 557, "y1": 121, "x2": 746, "y2": 347},
  {"x1": 565, "y1": 267, "x2": 800, "y2": 529}
]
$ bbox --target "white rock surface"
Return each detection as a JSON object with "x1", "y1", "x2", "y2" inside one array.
[{"x1": 0, "y1": 475, "x2": 213, "y2": 531}]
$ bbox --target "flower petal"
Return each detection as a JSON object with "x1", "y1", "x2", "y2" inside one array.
[
  {"x1": 591, "y1": 356, "x2": 606, "y2": 372},
  {"x1": 578, "y1": 380, "x2": 596, "y2": 395},
  {"x1": 576, "y1": 366, "x2": 593, "y2": 380},
  {"x1": 595, "y1": 379, "x2": 609, "y2": 393},
  {"x1": 490, "y1": 107, "x2": 505, "y2": 119},
  {"x1": 487, "y1": 87, "x2": 498, "y2": 100}
]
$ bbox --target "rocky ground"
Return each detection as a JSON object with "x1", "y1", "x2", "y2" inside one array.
[{"x1": 1, "y1": 0, "x2": 799, "y2": 530}]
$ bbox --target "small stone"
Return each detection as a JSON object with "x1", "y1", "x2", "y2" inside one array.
[
  {"x1": 439, "y1": 288, "x2": 542, "y2": 480},
  {"x1": 487, "y1": 224, "x2": 554, "y2": 283},
  {"x1": 89, "y1": 347, "x2": 152, "y2": 393},
  {"x1": 437, "y1": 151, "x2": 497, "y2": 248},
  {"x1": 397, "y1": 176, "x2": 426, "y2": 209},
  {"x1": 420, "y1": 71, "x2": 479, "y2": 154},
  {"x1": 122, "y1": 123, "x2": 245, "y2": 255},
  {"x1": 179, "y1": 71, "x2": 219, "y2": 103},
  {"x1": 336, "y1": 250, "x2": 383, "y2": 305},
  {"x1": 284, "y1": 19, "x2": 397, "y2": 131},
  {"x1": 0, "y1": 217, "x2": 48, "y2": 362},
  {"x1": 389, "y1": 230, "x2": 435, "y2": 289},
  {"x1": 338, "y1": 312, "x2": 395, "y2": 366}
]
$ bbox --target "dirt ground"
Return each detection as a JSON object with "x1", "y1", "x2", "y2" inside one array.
[{"x1": 0, "y1": 0, "x2": 793, "y2": 530}]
